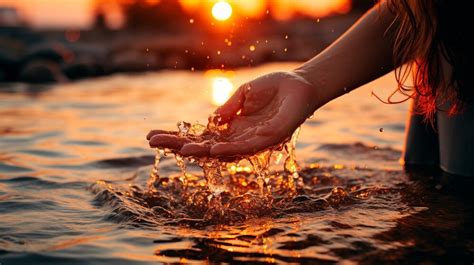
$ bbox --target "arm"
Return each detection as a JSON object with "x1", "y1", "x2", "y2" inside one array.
[{"x1": 295, "y1": 1, "x2": 397, "y2": 110}]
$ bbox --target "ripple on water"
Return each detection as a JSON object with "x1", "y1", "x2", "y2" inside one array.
[
  {"x1": 90, "y1": 165, "x2": 403, "y2": 229},
  {"x1": 0, "y1": 162, "x2": 33, "y2": 173},
  {"x1": 17, "y1": 149, "x2": 72, "y2": 158},
  {"x1": 62, "y1": 140, "x2": 107, "y2": 146}
]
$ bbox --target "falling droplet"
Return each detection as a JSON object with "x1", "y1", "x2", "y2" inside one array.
[
  {"x1": 284, "y1": 48, "x2": 288, "y2": 52},
  {"x1": 249, "y1": 45, "x2": 256, "y2": 52},
  {"x1": 285, "y1": 35, "x2": 288, "y2": 39},
  {"x1": 379, "y1": 128, "x2": 384, "y2": 133},
  {"x1": 189, "y1": 18, "x2": 194, "y2": 24},
  {"x1": 217, "y1": 50, "x2": 221, "y2": 55}
]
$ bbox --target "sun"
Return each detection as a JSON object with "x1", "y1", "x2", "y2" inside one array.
[{"x1": 212, "y1": 1, "x2": 233, "y2": 21}]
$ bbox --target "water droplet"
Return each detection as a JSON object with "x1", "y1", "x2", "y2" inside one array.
[
  {"x1": 217, "y1": 50, "x2": 221, "y2": 55},
  {"x1": 285, "y1": 35, "x2": 288, "y2": 39},
  {"x1": 379, "y1": 128, "x2": 384, "y2": 133},
  {"x1": 249, "y1": 45, "x2": 256, "y2": 52},
  {"x1": 317, "y1": 18, "x2": 320, "y2": 23},
  {"x1": 284, "y1": 48, "x2": 288, "y2": 52},
  {"x1": 189, "y1": 18, "x2": 194, "y2": 24}
]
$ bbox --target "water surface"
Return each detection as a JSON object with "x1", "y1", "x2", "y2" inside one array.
[{"x1": 1, "y1": 63, "x2": 473, "y2": 264}]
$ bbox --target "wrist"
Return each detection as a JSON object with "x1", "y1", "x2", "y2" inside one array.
[{"x1": 291, "y1": 68, "x2": 329, "y2": 112}]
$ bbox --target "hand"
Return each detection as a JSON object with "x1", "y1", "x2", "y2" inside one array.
[{"x1": 147, "y1": 71, "x2": 318, "y2": 159}]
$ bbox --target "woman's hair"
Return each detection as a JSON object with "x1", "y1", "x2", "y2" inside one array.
[{"x1": 386, "y1": 0, "x2": 472, "y2": 120}]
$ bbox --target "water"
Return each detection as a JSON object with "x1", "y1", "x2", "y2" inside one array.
[{"x1": 1, "y1": 63, "x2": 473, "y2": 264}]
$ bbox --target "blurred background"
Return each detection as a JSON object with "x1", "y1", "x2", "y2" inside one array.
[{"x1": 0, "y1": 0, "x2": 375, "y2": 84}]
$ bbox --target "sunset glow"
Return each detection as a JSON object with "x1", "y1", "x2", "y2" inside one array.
[
  {"x1": 0, "y1": 0, "x2": 351, "y2": 28},
  {"x1": 212, "y1": 1, "x2": 233, "y2": 21}
]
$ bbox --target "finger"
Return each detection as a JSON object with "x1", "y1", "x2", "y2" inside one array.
[
  {"x1": 180, "y1": 142, "x2": 211, "y2": 157},
  {"x1": 212, "y1": 84, "x2": 246, "y2": 125},
  {"x1": 149, "y1": 134, "x2": 192, "y2": 151},
  {"x1": 146, "y1": 130, "x2": 177, "y2": 140},
  {"x1": 231, "y1": 127, "x2": 258, "y2": 141},
  {"x1": 210, "y1": 137, "x2": 269, "y2": 157}
]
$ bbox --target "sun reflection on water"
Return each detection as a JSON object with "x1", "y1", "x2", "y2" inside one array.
[{"x1": 211, "y1": 76, "x2": 234, "y2": 106}]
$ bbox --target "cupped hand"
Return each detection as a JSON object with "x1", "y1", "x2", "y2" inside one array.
[{"x1": 147, "y1": 71, "x2": 318, "y2": 159}]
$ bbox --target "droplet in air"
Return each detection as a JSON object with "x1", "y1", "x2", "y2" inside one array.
[
  {"x1": 379, "y1": 128, "x2": 384, "y2": 133},
  {"x1": 189, "y1": 18, "x2": 194, "y2": 24},
  {"x1": 249, "y1": 45, "x2": 256, "y2": 52},
  {"x1": 285, "y1": 35, "x2": 288, "y2": 39},
  {"x1": 317, "y1": 18, "x2": 320, "y2": 23},
  {"x1": 217, "y1": 50, "x2": 221, "y2": 55},
  {"x1": 284, "y1": 48, "x2": 288, "y2": 52}
]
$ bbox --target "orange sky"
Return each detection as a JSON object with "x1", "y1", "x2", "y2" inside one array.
[{"x1": 0, "y1": 0, "x2": 350, "y2": 29}]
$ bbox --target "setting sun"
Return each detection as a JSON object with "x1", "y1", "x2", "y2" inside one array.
[{"x1": 212, "y1": 1, "x2": 233, "y2": 21}]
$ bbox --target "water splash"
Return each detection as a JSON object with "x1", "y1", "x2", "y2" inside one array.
[{"x1": 144, "y1": 118, "x2": 305, "y2": 224}]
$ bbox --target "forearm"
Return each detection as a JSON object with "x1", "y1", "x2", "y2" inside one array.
[{"x1": 294, "y1": 2, "x2": 397, "y2": 110}]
